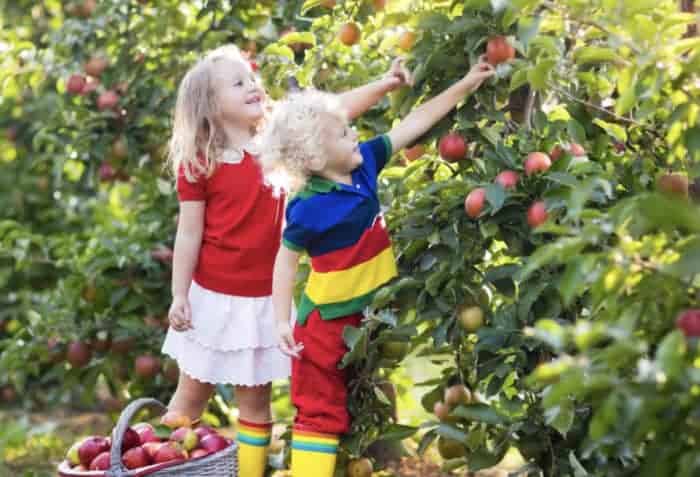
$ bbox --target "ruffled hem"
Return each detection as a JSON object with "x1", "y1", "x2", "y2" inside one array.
[{"x1": 162, "y1": 330, "x2": 290, "y2": 386}]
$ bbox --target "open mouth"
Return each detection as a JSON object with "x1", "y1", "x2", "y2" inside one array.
[{"x1": 245, "y1": 95, "x2": 262, "y2": 105}]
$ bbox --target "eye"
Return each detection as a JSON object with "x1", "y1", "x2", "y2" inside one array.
[{"x1": 234, "y1": 80, "x2": 243, "y2": 87}]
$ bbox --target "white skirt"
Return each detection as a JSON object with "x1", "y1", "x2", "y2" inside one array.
[{"x1": 162, "y1": 281, "x2": 292, "y2": 386}]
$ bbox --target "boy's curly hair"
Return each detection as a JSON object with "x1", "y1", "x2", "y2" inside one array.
[{"x1": 258, "y1": 89, "x2": 346, "y2": 195}]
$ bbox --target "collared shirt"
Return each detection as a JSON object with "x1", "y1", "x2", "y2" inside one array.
[{"x1": 282, "y1": 135, "x2": 398, "y2": 325}]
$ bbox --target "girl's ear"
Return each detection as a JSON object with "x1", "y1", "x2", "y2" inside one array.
[{"x1": 305, "y1": 156, "x2": 326, "y2": 172}]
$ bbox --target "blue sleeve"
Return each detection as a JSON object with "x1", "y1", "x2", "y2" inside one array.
[
  {"x1": 360, "y1": 135, "x2": 393, "y2": 177},
  {"x1": 282, "y1": 200, "x2": 313, "y2": 253}
]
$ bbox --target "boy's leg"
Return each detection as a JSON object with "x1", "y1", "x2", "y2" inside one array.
[{"x1": 290, "y1": 310, "x2": 362, "y2": 477}]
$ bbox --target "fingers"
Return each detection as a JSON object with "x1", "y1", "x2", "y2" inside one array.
[
  {"x1": 169, "y1": 304, "x2": 193, "y2": 332},
  {"x1": 279, "y1": 333, "x2": 303, "y2": 358},
  {"x1": 182, "y1": 301, "x2": 194, "y2": 330}
]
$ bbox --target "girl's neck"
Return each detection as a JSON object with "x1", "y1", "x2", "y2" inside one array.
[
  {"x1": 219, "y1": 121, "x2": 256, "y2": 150},
  {"x1": 320, "y1": 169, "x2": 353, "y2": 186}
]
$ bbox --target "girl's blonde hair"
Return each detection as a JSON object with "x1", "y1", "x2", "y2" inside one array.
[
  {"x1": 167, "y1": 44, "x2": 254, "y2": 182},
  {"x1": 259, "y1": 89, "x2": 346, "y2": 195}
]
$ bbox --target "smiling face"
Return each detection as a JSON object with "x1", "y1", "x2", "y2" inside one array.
[
  {"x1": 316, "y1": 113, "x2": 363, "y2": 177},
  {"x1": 209, "y1": 56, "x2": 265, "y2": 129}
]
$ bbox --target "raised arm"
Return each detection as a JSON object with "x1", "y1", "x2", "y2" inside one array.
[
  {"x1": 338, "y1": 59, "x2": 413, "y2": 120},
  {"x1": 388, "y1": 57, "x2": 494, "y2": 152}
]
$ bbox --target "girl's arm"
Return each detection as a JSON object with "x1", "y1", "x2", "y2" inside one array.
[
  {"x1": 273, "y1": 245, "x2": 303, "y2": 357},
  {"x1": 168, "y1": 201, "x2": 205, "y2": 331},
  {"x1": 388, "y1": 57, "x2": 495, "y2": 152},
  {"x1": 338, "y1": 59, "x2": 413, "y2": 120}
]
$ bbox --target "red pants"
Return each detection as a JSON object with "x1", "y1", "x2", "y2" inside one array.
[{"x1": 291, "y1": 309, "x2": 362, "y2": 435}]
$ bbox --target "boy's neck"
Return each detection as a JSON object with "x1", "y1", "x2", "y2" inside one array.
[{"x1": 318, "y1": 169, "x2": 353, "y2": 186}]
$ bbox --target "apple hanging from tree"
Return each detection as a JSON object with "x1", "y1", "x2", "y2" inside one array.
[
  {"x1": 66, "y1": 74, "x2": 86, "y2": 95},
  {"x1": 84, "y1": 56, "x2": 109, "y2": 77},
  {"x1": 657, "y1": 173, "x2": 689, "y2": 199},
  {"x1": 676, "y1": 309, "x2": 700, "y2": 337},
  {"x1": 99, "y1": 162, "x2": 117, "y2": 182},
  {"x1": 67, "y1": 341, "x2": 92, "y2": 368},
  {"x1": 433, "y1": 401, "x2": 451, "y2": 421},
  {"x1": 495, "y1": 170, "x2": 519, "y2": 189},
  {"x1": 339, "y1": 23, "x2": 361, "y2": 46},
  {"x1": 464, "y1": 188, "x2": 486, "y2": 219},
  {"x1": 135, "y1": 354, "x2": 161, "y2": 378},
  {"x1": 97, "y1": 90, "x2": 120, "y2": 111},
  {"x1": 458, "y1": 306, "x2": 484, "y2": 332},
  {"x1": 397, "y1": 31, "x2": 416, "y2": 51},
  {"x1": 524, "y1": 152, "x2": 552, "y2": 176},
  {"x1": 444, "y1": 384, "x2": 472, "y2": 407},
  {"x1": 486, "y1": 36, "x2": 515, "y2": 65},
  {"x1": 438, "y1": 133, "x2": 467, "y2": 162},
  {"x1": 527, "y1": 201, "x2": 548, "y2": 228}
]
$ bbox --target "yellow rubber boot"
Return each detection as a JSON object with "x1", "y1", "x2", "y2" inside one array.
[
  {"x1": 291, "y1": 429, "x2": 339, "y2": 477},
  {"x1": 237, "y1": 419, "x2": 272, "y2": 477}
]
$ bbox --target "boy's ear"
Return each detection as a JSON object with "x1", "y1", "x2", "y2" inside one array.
[{"x1": 305, "y1": 156, "x2": 326, "y2": 172}]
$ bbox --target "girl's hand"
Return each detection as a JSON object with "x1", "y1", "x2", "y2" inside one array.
[
  {"x1": 382, "y1": 58, "x2": 414, "y2": 91},
  {"x1": 462, "y1": 55, "x2": 496, "y2": 91},
  {"x1": 168, "y1": 294, "x2": 193, "y2": 332},
  {"x1": 276, "y1": 321, "x2": 303, "y2": 358}
]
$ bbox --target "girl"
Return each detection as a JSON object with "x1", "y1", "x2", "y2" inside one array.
[
  {"x1": 161, "y1": 44, "x2": 411, "y2": 477},
  {"x1": 260, "y1": 57, "x2": 494, "y2": 477}
]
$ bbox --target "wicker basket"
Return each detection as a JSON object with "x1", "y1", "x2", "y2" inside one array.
[{"x1": 57, "y1": 398, "x2": 238, "y2": 477}]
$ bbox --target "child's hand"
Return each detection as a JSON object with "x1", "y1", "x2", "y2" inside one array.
[
  {"x1": 462, "y1": 55, "x2": 496, "y2": 92},
  {"x1": 168, "y1": 294, "x2": 193, "y2": 332},
  {"x1": 382, "y1": 58, "x2": 414, "y2": 91},
  {"x1": 276, "y1": 321, "x2": 303, "y2": 358}
]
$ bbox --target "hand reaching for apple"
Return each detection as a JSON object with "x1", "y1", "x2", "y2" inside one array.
[
  {"x1": 382, "y1": 58, "x2": 414, "y2": 91},
  {"x1": 461, "y1": 55, "x2": 496, "y2": 92}
]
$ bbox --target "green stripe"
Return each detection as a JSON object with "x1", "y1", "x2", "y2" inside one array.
[
  {"x1": 381, "y1": 134, "x2": 393, "y2": 158},
  {"x1": 282, "y1": 238, "x2": 305, "y2": 253},
  {"x1": 296, "y1": 289, "x2": 376, "y2": 325},
  {"x1": 238, "y1": 434, "x2": 271, "y2": 447},
  {"x1": 291, "y1": 441, "x2": 338, "y2": 454}
]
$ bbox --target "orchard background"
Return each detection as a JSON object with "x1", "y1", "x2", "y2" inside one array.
[{"x1": 1, "y1": 0, "x2": 699, "y2": 476}]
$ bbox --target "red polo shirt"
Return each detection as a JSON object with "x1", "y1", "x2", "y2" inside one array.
[{"x1": 177, "y1": 152, "x2": 283, "y2": 297}]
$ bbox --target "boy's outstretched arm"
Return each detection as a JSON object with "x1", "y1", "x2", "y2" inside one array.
[
  {"x1": 388, "y1": 56, "x2": 495, "y2": 152},
  {"x1": 338, "y1": 59, "x2": 413, "y2": 120},
  {"x1": 273, "y1": 245, "x2": 303, "y2": 357}
]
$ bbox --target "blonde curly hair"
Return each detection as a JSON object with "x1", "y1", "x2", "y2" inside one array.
[
  {"x1": 258, "y1": 89, "x2": 347, "y2": 195},
  {"x1": 167, "y1": 44, "x2": 262, "y2": 182}
]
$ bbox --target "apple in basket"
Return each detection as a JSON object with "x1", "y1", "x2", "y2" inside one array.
[
  {"x1": 171, "y1": 427, "x2": 199, "y2": 451},
  {"x1": 194, "y1": 425, "x2": 216, "y2": 440},
  {"x1": 78, "y1": 436, "x2": 110, "y2": 466},
  {"x1": 199, "y1": 434, "x2": 229, "y2": 454},
  {"x1": 89, "y1": 452, "x2": 111, "y2": 471},
  {"x1": 134, "y1": 422, "x2": 161, "y2": 444},
  {"x1": 154, "y1": 442, "x2": 188, "y2": 464},
  {"x1": 123, "y1": 446, "x2": 152, "y2": 469},
  {"x1": 190, "y1": 448, "x2": 210, "y2": 459},
  {"x1": 142, "y1": 441, "x2": 166, "y2": 460},
  {"x1": 121, "y1": 427, "x2": 141, "y2": 452}
]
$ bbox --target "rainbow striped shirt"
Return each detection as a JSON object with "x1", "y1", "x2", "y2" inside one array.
[{"x1": 282, "y1": 136, "x2": 397, "y2": 325}]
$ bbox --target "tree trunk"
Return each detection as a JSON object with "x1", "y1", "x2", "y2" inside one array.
[{"x1": 681, "y1": 0, "x2": 697, "y2": 37}]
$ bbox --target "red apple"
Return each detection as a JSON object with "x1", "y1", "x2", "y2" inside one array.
[
  {"x1": 67, "y1": 341, "x2": 92, "y2": 368},
  {"x1": 190, "y1": 448, "x2": 210, "y2": 459},
  {"x1": 194, "y1": 426, "x2": 216, "y2": 440},
  {"x1": 97, "y1": 90, "x2": 120, "y2": 111},
  {"x1": 550, "y1": 145, "x2": 564, "y2": 162},
  {"x1": 677, "y1": 309, "x2": 700, "y2": 338},
  {"x1": 89, "y1": 451, "x2": 111, "y2": 471},
  {"x1": 569, "y1": 143, "x2": 585, "y2": 157},
  {"x1": 495, "y1": 170, "x2": 519, "y2": 189},
  {"x1": 171, "y1": 427, "x2": 199, "y2": 451},
  {"x1": 99, "y1": 162, "x2": 117, "y2": 182},
  {"x1": 657, "y1": 173, "x2": 689, "y2": 199},
  {"x1": 78, "y1": 436, "x2": 110, "y2": 466},
  {"x1": 338, "y1": 23, "x2": 361, "y2": 46},
  {"x1": 527, "y1": 201, "x2": 548, "y2": 228},
  {"x1": 135, "y1": 355, "x2": 161, "y2": 378},
  {"x1": 486, "y1": 36, "x2": 515, "y2": 65},
  {"x1": 66, "y1": 74, "x2": 86, "y2": 95},
  {"x1": 142, "y1": 442, "x2": 165, "y2": 460},
  {"x1": 84, "y1": 56, "x2": 109, "y2": 77},
  {"x1": 122, "y1": 427, "x2": 140, "y2": 452},
  {"x1": 134, "y1": 423, "x2": 160, "y2": 445},
  {"x1": 433, "y1": 401, "x2": 450, "y2": 421},
  {"x1": 80, "y1": 76, "x2": 99, "y2": 96},
  {"x1": 464, "y1": 188, "x2": 486, "y2": 219},
  {"x1": 153, "y1": 443, "x2": 187, "y2": 463},
  {"x1": 439, "y1": 133, "x2": 467, "y2": 162},
  {"x1": 123, "y1": 446, "x2": 151, "y2": 469},
  {"x1": 524, "y1": 152, "x2": 551, "y2": 176},
  {"x1": 199, "y1": 434, "x2": 229, "y2": 454}
]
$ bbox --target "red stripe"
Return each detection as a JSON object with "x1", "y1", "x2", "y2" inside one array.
[
  {"x1": 239, "y1": 419, "x2": 273, "y2": 430},
  {"x1": 293, "y1": 428, "x2": 339, "y2": 440},
  {"x1": 311, "y1": 217, "x2": 391, "y2": 273}
]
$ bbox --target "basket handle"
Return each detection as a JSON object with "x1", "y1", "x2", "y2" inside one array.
[{"x1": 106, "y1": 398, "x2": 168, "y2": 477}]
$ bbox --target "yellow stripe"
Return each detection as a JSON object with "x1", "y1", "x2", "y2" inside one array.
[
  {"x1": 294, "y1": 435, "x2": 339, "y2": 446},
  {"x1": 306, "y1": 247, "x2": 397, "y2": 304}
]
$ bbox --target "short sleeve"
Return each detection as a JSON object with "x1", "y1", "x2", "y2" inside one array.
[
  {"x1": 282, "y1": 200, "x2": 314, "y2": 253},
  {"x1": 176, "y1": 165, "x2": 206, "y2": 201},
  {"x1": 359, "y1": 135, "x2": 393, "y2": 176}
]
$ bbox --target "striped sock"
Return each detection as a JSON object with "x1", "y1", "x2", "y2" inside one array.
[
  {"x1": 237, "y1": 419, "x2": 272, "y2": 477},
  {"x1": 291, "y1": 429, "x2": 339, "y2": 477}
]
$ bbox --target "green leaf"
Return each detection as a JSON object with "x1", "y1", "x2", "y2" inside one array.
[
  {"x1": 528, "y1": 59, "x2": 557, "y2": 90},
  {"x1": 484, "y1": 183, "x2": 506, "y2": 213},
  {"x1": 451, "y1": 403, "x2": 509, "y2": 425},
  {"x1": 466, "y1": 449, "x2": 506, "y2": 471},
  {"x1": 300, "y1": 0, "x2": 323, "y2": 14},
  {"x1": 569, "y1": 452, "x2": 590, "y2": 476},
  {"x1": 436, "y1": 423, "x2": 469, "y2": 442},
  {"x1": 592, "y1": 119, "x2": 627, "y2": 142},
  {"x1": 544, "y1": 398, "x2": 574, "y2": 436},
  {"x1": 567, "y1": 119, "x2": 587, "y2": 144},
  {"x1": 278, "y1": 31, "x2": 316, "y2": 48},
  {"x1": 655, "y1": 331, "x2": 686, "y2": 381},
  {"x1": 574, "y1": 46, "x2": 620, "y2": 65},
  {"x1": 378, "y1": 424, "x2": 418, "y2": 441},
  {"x1": 510, "y1": 67, "x2": 529, "y2": 91}
]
